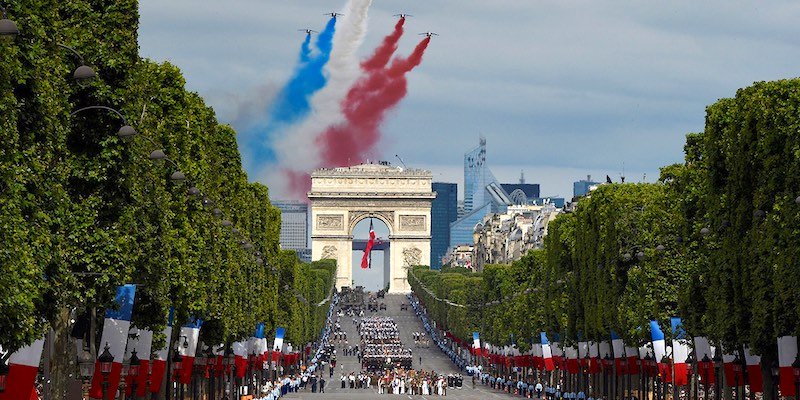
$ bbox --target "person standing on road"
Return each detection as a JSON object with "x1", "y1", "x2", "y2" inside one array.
[{"x1": 320, "y1": 377, "x2": 326, "y2": 393}]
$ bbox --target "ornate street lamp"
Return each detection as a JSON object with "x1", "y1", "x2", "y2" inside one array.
[
  {"x1": 700, "y1": 354, "x2": 711, "y2": 400},
  {"x1": 70, "y1": 106, "x2": 136, "y2": 140},
  {"x1": 129, "y1": 349, "x2": 140, "y2": 399},
  {"x1": 56, "y1": 43, "x2": 96, "y2": 82},
  {"x1": 685, "y1": 354, "x2": 694, "y2": 400},
  {"x1": 149, "y1": 149, "x2": 166, "y2": 161},
  {"x1": 99, "y1": 343, "x2": 115, "y2": 400},
  {"x1": 170, "y1": 170, "x2": 186, "y2": 182},
  {"x1": 0, "y1": 357, "x2": 8, "y2": 393},
  {"x1": 0, "y1": 6, "x2": 19, "y2": 37},
  {"x1": 792, "y1": 354, "x2": 800, "y2": 400}
]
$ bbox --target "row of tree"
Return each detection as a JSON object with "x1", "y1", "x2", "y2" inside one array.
[
  {"x1": 0, "y1": 1, "x2": 336, "y2": 397},
  {"x1": 409, "y1": 78, "x2": 800, "y2": 397}
]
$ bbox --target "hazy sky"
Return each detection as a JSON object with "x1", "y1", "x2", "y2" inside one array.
[{"x1": 138, "y1": 1, "x2": 800, "y2": 198}]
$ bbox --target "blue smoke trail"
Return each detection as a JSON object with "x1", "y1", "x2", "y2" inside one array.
[{"x1": 249, "y1": 17, "x2": 337, "y2": 165}]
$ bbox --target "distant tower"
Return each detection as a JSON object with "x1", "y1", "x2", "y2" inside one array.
[{"x1": 519, "y1": 170, "x2": 525, "y2": 185}]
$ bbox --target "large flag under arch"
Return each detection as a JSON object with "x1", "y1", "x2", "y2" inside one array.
[{"x1": 361, "y1": 219, "x2": 376, "y2": 269}]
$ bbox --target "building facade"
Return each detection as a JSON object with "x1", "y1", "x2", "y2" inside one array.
[
  {"x1": 472, "y1": 203, "x2": 561, "y2": 271},
  {"x1": 431, "y1": 182, "x2": 458, "y2": 269},
  {"x1": 273, "y1": 200, "x2": 311, "y2": 262},
  {"x1": 573, "y1": 175, "x2": 601, "y2": 198}
]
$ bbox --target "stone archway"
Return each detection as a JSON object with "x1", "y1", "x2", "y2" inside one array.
[{"x1": 309, "y1": 163, "x2": 434, "y2": 293}]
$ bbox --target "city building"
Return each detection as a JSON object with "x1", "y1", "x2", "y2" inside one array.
[
  {"x1": 442, "y1": 244, "x2": 475, "y2": 270},
  {"x1": 472, "y1": 203, "x2": 561, "y2": 271},
  {"x1": 573, "y1": 175, "x2": 601, "y2": 198},
  {"x1": 273, "y1": 200, "x2": 311, "y2": 262},
  {"x1": 450, "y1": 138, "x2": 513, "y2": 248},
  {"x1": 431, "y1": 182, "x2": 458, "y2": 269}
]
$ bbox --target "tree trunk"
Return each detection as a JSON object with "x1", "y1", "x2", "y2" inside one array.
[
  {"x1": 761, "y1": 353, "x2": 776, "y2": 400},
  {"x1": 47, "y1": 308, "x2": 75, "y2": 400}
]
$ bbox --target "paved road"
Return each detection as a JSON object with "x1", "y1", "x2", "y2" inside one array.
[{"x1": 282, "y1": 294, "x2": 519, "y2": 399}]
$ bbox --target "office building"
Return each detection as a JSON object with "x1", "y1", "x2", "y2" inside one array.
[
  {"x1": 573, "y1": 175, "x2": 601, "y2": 198},
  {"x1": 273, "y1": 200, "x2": 311, "y2": 262},
  {"x1": 431, "y1": 182, "x2": 458, "y2": 269}
]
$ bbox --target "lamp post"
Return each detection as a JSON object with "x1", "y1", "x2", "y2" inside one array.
[
  {"x1": 701, "y1": 355, "x2": 711, "y2": 400},
  {"x1": 193, "y1": 353, "x2": 206, "y2": 400},
  {"x1": 0, "y1": 356, "x2": 8, "y2": 393},
  {"x1": 0, "y1": 5, "x2": 19, "y2": 37},
  {"x1": 685, "y1": 354, "x2": 695, "y2": 400},
  {"x1": 602, "y1": 353, "x2": 613, "y2": 399},
  {"x1": 172, "y1": 352, "x2": 183, "y2": 400},
  {"x1": 129, "y1": 349, "x2": 141, "y2": 400},
  {"x1": 99, "y1": 343, "x2": 115, "y2": 400},
  {"x1": 732, "y1": 354, "x2": 742, "y2": 400},
  {"x1": 713, "y1": 350, "x2": 722, "y2": 400},
  {"x1": 792, "y1": 355, "x2": 800, "y2": 400}
]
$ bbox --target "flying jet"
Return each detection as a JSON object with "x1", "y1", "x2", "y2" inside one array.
[
  {"x1": 325, "y1": 12, "x2": 343, "y2": 19},
  {"x1": 298, "y1": 28, "x2": 318, "y2": 34},
  {"x1": 394, "y1": 13, "x2": 413, "y2": 19},
  {"x1": 419, "y1": 32, "x2": 439, "y2": 38}
]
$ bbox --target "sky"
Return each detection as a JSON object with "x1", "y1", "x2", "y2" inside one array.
[{"x1": 138, "y1": 0, "x2": 800, "y2": 199}]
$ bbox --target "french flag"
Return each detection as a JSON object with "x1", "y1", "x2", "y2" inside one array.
[
  {"x1": 532, "y1": 343, "x2": 544, "y2": 370},
  {"x1": 360, "y1": 219, "x2": 376, "y2": 269},
  {"x1": 541, "y1": 333, "x2": 555, "y2": 371},
  {"x1": 588, "y1": 341, "x2": 601, "y2": 373},
  {"x1": 777, "y1": 336, "x2": 798, "y2": 397},
  {"x1": 124, "y1": 327, "x2": 152, "y2": 398},
  {"x1": 233, "y1": 341, "x2": 248, "y2": 379},
  {"x1": 551, "y1": 334, "x2": 566, "y2": 370},
  {"x1": 472, "y1": 332, "x2": 481, "y2": 352},
  {"x1": 721, "y1": 350, "x2": 742, "y2": 388},
  {"x1": 639, "y1": 346, "x2": 653, "y2": 376},
  {"x1": 693, "y1": 336, "x2": 716, "y2": 385},
  {"x1": 565, "y1": 345, "x2": 579, "y2": 374},
  {"x1": 212, "y1": 344, "x2": 225, "y2": 377},
  {"x1": 743, "y1": 346, "x2": 763, "y2": 393},
  {"x1": 599, "y1": 340, "x2": 611, "y2": 369},
  {"x1": 273, "y1": 327, "x2": 286, "y2": 353},
  {"x1": 671, "y1": 317, "x2": 690, "y2": 386},
  {"x1": 625, "y1": 345, "x2": 640, "y2": 375},
  {"x1": 0, "y1": 337, "x2": 45, "y2": 400},
  {"x1": 611, "y1": 331, "x2": 625, "y2": 375},
  {"x1": 649, "y1": 320, "x2": 669, "y2": 379},
  {"x1": 175, "y1": 318, "x2": 202, "y2": 385},
  {"x1": 253, "y1": 323, "x2": 268, "y2": 368},
  {"x1": 89, "y1": 284, "x2": 137, "y2": 399},
  {"x1": 578, "y1": 340, "x2": 589, "y2": 371},
  {"x1": 149, "y1": 308, "x2": 174, "y2": 394}
]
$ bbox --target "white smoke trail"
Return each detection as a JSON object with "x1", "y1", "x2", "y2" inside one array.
[{"x1": 264, "y1": 0, "x2": 373, "y2": 197}]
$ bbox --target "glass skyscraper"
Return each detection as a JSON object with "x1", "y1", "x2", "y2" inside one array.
[
  {"x1": 273, "y1": 200, "x2": 311, "y2": 262},
  {"x1": 431, "y1": 182, "x2": 458, "y2": 269}
]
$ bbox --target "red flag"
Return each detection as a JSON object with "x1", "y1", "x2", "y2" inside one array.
[{"x1": 360, "y1": 219, "x2": 375, "y2": 269}]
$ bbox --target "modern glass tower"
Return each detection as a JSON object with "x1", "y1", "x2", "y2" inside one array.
[{"x1": 431, "y1": 182, "x2": 458, "y2": 269}]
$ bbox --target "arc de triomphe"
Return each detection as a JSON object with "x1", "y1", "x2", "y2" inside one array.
[{"x1": 309, "y1": 163, "x2": 434, "y2": 293}]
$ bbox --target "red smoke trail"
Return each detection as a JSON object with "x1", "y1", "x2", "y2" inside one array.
[
  {"x1": 317, "y1": 37, "x2": 431, "y2": 167},
  {"x1": 361, "y1": 17, "x2": 405, "y2": 71}
]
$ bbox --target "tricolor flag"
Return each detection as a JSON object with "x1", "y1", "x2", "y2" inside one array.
[
  {"x1": 253, "y1": 323, "x2": 268, "y2": 368},
  {"x1": 650, "y1": 320, "x2": 672, "y2": 382},
  {"x1": 273, "y1": 327, "x2": 286, "y2": 353},
  {"x1": 693, "y1": 336, "x2": 716, "y2": 385},
  {"x1": 123, "y1": 327, "x2": 153, "y2": 398},
  {"x1": 175, "y1": 318, "x2": 202, "y2": 385},
  {"x1": 721, "y1": 349, "x2": 742, "y2": 388},
  {"x1": 551, "y1": 334, "x2": 566, "y2": 370},
  {"x1": 89, "y1": 285, "x2": 137, "y2": 399},
  {"x1": 149, "y1": 308, "x2": 174, "y2": 394},
  {"x1": 233, "y1": 341, "x2": 248, "y2": 379},
  {"x1": 777, "y1": 336, "x2": 798, "y2": 396},
  {"x1": 588, "y1": 341, "x2": 601, "y2": 373},
  {"x1": 541, "y1": 333, "x2": 555, "y2": 371},
  {"x1": 599, "y1": 340, "x2": 612, "y2": 369},
  {"x1": 472, "y1": 332, "x2": 481, "y2": 351},
  {"x1": 625, "y1": 345, "x2": 640, "y2": 375},
  {"x1": 566, "y1": 345, "x2": 579, "y2": 374},
  {"x1": 671, "y1": 317, "x2": 690, "y2": 386},
  {"x1": 212, "y1": 344, "x2": 226, "y2": 377},
  {"x1": 743, "y1": 346, "x2": 763, "y2": 393},
  {"x1": 361, "y1": 219, "x2": 376, "y2": 269},
  {"x1": 611, "y1": 331, "x2": 625, "y2": 375},
  {"x1": 0, "y1": 337, "x2": 45, "y2": 400},
  {"x1": 532, "y1": 343, "x2": 544, "y2": 370},
  {"x1": 578, "y1": 340, "x2": 589, "y2": 370}
]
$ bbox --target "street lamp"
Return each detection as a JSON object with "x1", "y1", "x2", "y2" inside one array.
[
  {"x1": 0, "y1": 6, "x2": 19, "y2": 37},
  {"x1": 701, "y1": 355, "x2": 711, "y2": 400},
  {"x1": 70, "y1": 106, "x2": 136, "y2": 140},
  {"x1": 129, "y1": 349, "x2": 141, "y2": 399},
  {"x1": 172, "y1": 352, "x2": 184, "y2": 399},
  {"x1": 792, "y1": 354, "x2": 800, "y2": 400},
  {"x1": 685, "y1": 354, "x2": 694, "y2": 400},
  {"x1": 99, "y1": 343, "x2": 115, "y2": 400},
  {"x1": 0, "y1": 357, "x2": 8, "y2": 393},
  {"x1": 170, "y1": 171, "x2": 187, "y2": 182},
  {"x1": 149, "y1": 149, "x2": 166, "y2": 161},
  {"x1": 56, "y1": 43, "x2": 96, "y2": 82}
]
